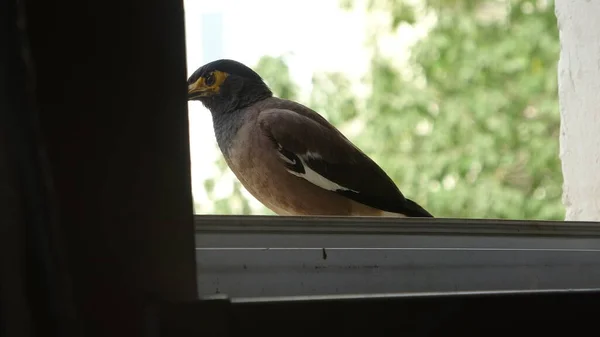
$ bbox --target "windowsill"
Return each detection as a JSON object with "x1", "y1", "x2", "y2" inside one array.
[{"x1": 194, "y1": 215, "x2": 600, "y2": 299}]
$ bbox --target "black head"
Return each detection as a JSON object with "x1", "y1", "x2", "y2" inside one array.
[{"x1": 187, "y1": 59, "x2": 272, "y2": 114}]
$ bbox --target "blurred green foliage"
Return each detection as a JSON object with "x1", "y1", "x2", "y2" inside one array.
[{"x1": 200, "y1": 0, "x2": 563, "y2": 220}]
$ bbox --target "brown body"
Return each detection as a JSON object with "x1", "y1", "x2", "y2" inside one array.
[
  {"x1": 226, "y1": 118, "x2": 399, "y2": 216},
  {"x1": 223, "y1": 97, "x2": 407, "y2": 216}
]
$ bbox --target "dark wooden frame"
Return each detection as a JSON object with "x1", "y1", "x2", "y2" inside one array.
[
  {"x1": 158, "y1": 289, "x2": 599, "y2": 337},
  {"x1": 2, "y1": 0, "x2": 197, "y2": 336}
]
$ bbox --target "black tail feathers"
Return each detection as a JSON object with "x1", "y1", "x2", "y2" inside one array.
[{"x1": 403, "y1": 198, "x2": 434, "y2": 217}]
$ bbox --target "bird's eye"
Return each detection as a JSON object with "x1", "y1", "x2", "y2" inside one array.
[{"x1": 205, "y1": 73, "x2": 216, "y2": 86}]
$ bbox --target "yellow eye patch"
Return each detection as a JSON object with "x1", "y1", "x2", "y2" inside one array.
[{"x1": 188, "y1": 70, "x2": 229, "y2": 97}]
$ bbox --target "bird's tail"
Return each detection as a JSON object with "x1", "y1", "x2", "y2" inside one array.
[{"x1": 403, "y1": 198, "x2": 434, "y2": 217}]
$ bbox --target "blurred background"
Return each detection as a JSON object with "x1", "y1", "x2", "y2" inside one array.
[{"x1": 184, "y1": 0, "x2": 561, "y2": 220}]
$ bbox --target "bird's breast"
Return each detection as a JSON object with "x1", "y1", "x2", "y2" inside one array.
[{"x1": 222, "y1": 122, "x2": 341, "y2": 215}]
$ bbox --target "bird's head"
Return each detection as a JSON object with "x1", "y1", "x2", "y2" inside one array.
[{"x1": 187, "y1": 59, "x2": 273, "y2": 114}]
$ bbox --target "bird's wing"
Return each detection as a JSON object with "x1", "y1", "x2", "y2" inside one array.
[{"x1": 257, "y1": 108, "x2": 429, "y2": 216}]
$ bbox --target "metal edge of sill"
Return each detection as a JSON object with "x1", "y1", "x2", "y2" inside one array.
[
  {"x1": 198, "y1": 288, "x2": 600, "y2": 304},
  {"x1": 194, "y1": 215, "x2": 600, "y2": 238}
]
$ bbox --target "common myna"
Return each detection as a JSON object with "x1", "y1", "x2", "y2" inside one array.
[{"x1": 188, "y1": 59, "x2": 433, "y2": 217}]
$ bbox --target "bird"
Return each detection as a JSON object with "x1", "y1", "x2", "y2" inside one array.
[{"x1": 187, "y1": 59, "x2": 433, "y2": 217}]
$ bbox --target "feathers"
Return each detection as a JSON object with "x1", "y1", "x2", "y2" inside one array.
[
  {"x1": 257, "y1": 103, "x2": 433, "y2": 217},
  {"x1": 276, "y1": 146, "x2": 359, "y2": 193}
]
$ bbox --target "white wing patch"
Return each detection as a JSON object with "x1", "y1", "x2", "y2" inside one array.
[
  {"x1": 304, "y1": 151, "x2": 322, "y2": 160},
  {"x1": 277, "y1": 143, "x2": 297, "y2": 165},
  {"x1": 287, "y1": 153, "x2": 358, "y2": 193}
]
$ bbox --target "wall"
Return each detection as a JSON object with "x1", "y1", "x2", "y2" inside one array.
[{"x1": 557, "y1": 0, "x2": 600, "y2": 221}]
